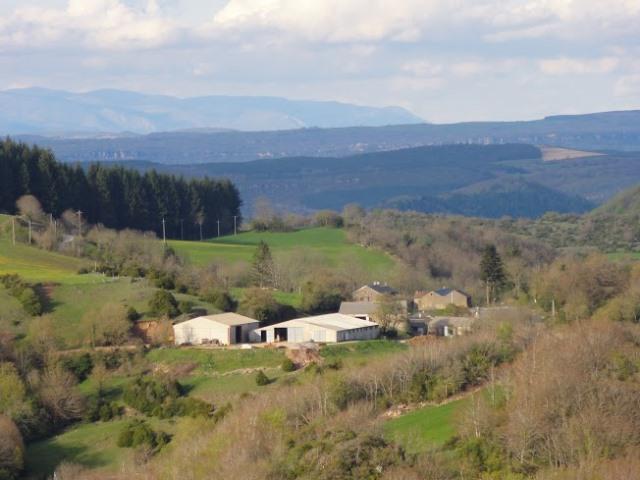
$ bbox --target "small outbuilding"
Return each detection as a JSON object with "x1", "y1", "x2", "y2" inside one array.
[
  {"x1": 427, "y1": 316, "x2": 474, "y2": 337},
  {"x1": 173, "y1": 313, "x2": 259, "y2": 346},
  {"x1": 256, "y1": 313, "x2": 379, "y2": 344}
]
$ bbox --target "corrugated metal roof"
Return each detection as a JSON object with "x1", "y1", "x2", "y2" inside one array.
[
  {"x1": 257, "y1": 313, "x2": 378, "y2": 332},
  {"x1": 186, "y1": 313, "x2": 259, "y2": 327}
]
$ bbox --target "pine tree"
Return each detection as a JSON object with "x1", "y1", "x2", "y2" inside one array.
[
  {"x1": 251, "y1": 241, "x2": 275, "y2": 288},
  {"x1": 480, "y1": 244, "x2": 507, "y2": 305}
]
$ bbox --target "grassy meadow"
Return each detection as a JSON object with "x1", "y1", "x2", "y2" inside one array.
[
  {"x1": 383, "y1": 396, "x2": 471, "y2": 453},
  {"x1": 170, "y1": 227, "x2": 395, "y2": 274}
]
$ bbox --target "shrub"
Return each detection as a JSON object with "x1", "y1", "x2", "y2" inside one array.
[
  {"x1": 11, "y1": 282, "x2": 44, "y2": 316},
  {"x1": 123, "y1": 376, "x2": 182, "y2": 416},
  {"x1": 126, "y1": 307, "x2": 141, "y2": 322},
  {"x1": 0, "y1": 415, "x2": 25, "y2": 480},
  {"x1": 202, "y1": 289, "x2": 237, "y2": 312},
  {"x1": 84, "y1": 397, "x2": 122, "y2": 422},
  {"x1": 255, "y1": 370, "x2": 271, "y2": 386},
  {"x1": 117, "y1": 420, "x2": 168, "y2": 450},
  {"x1": 281, "y1": 358, "x2": 296, "y2": 372},
  {"x1": 148, "y1": 290, "x2": 179, "y2": 318},
  {"x1": 59, "y1": 353, "x2": 93, "y2": 382},
  {"x1": 178, "y1": 300, "x2": 193, "y2": 315}
]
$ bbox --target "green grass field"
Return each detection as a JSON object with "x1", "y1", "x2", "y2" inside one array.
[
  {"x1": 0, "y1": 237, "x2": 97, "y2": 285},
  {"x1": 170, "y1": 228, "x2": 395, "y2": 275},
  {"x1": 25, "y1": 417, "x2": 177, "y2": 479},
  {"x1": 146, "y1": 347, "x2": 286, "y2": 374},
  {"x1": 383, "y1": 396, "x2": 470, "y2": 454},
  {"x1": 321, "y1": 340, "x2": 409, "y2": 364}
]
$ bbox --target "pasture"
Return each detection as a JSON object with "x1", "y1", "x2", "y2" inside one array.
[{"x1": 170, "y1": 227, "x2": 395, "y2": 275}]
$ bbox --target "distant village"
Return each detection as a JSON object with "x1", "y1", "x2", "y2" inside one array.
[{"x1": 173, "y1": 282, "x2": 478, "y2": 348}]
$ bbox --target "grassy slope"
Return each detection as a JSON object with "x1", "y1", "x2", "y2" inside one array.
[
  {"x1": 383, "y1": 396, "x2": 470, "y2": 454},
  {"x1": 25, "y1": 417, "x2": 176, "y2": 479},
  {"x1": 0, "y1": 237, "x2": 97, "y2": 285},
  {"x1": 170, "y1": 227, "x2": 395, "y2": 274}
]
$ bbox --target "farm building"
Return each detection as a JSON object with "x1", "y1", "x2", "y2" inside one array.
[
  {"x1": 352, "y1": 282, "x2": 397, "y2": 302},
  {"x1": 256, "y1": 313, "x2": 379, "y2": 343},
  {"x1": 414, "y1": 288, "x2": 471, "y2": 311},
  {"x1": 427, "y1": 316, "x2": 474, "y2": 337},
  {"x1": 173, "y1": 313, "x2": 259, "y2": 346}
]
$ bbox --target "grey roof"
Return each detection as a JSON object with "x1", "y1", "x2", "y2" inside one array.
[
  {"x1": 339, "y1": 301, "x2": 378, "y2": 315},
  {"x1": 356, "y1": 283, "x2": 396, "y2": 295},
  {"x1": 435, "y1": 287, "x2": 454, "y2": 296},
  {"x1": 428, "y1": 316, "x2": 474, "y2": 329},
  {"x1": 256, "y1": 313, "x2": 378, "y2": 333},
  {"x1": 182, "y1": 313, "x2": 259, "y2": 327}
]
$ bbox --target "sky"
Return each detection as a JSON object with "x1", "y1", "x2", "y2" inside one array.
[{"x1": 0, "y1": 0, "x2": 639, "y2": 123}]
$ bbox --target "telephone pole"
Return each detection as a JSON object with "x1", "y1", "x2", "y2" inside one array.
[
  {"x1": 233, "y1": 215, "x2": 237, "y2": 235},
  {"x1": 162, "y1": 217, "x2": 167, "y2": 246},
  {"x1": 11, "y1": 217, "x2": 16, "y2": 246},
  {"x1": 217, "y1": 219, "x2": 220, "y2": 238},
  {"x1": 180, "y1": 219, "x2": 184, "y2": 240},
  {"x1": 28, "y1": 219, "x2": 32, "y2": 244},
  {"x1": 76, "y1": 210, "x2": 83, "y2": 238}
]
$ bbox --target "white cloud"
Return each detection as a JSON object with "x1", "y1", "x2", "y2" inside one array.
[
  {"x1": 538, "y1": 57, "x2": 620, "y2": 76},
  {"x1": 0, "y1": 0, "x2": 178, "y2": 51}
]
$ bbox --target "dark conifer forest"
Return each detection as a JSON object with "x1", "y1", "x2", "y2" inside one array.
[{"x1": 0, "y1": 138, "x2": 241, "y2": 238}]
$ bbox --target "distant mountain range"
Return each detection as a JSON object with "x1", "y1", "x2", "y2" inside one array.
[
  {"x1": 87, "y1": 144, "x2": 640, "y2": 218},
  {"x1": 0, "y1": 87, "x2": 423, "y2": 134},
  {"x1": 16, "y1": 109, "x2": 640, "y2": 165}
]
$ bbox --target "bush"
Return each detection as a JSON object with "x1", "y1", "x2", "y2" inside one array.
[
  {"x1": 0, "y1": 415, "x2": 25, "y2": 480},
  {"x1": 202, "y1": 289, "x2": 237, "y2": 312},
  {"x1": 281, "y1": 358, "x2": 297, "y2": 372},
  {"x1": 84, "y1": 397, "x2": 122, "y2": 422},
  {"x1": 255, "y1": 370, "x2": 271, "y2": 386},
  {"x1": 148, "y1": 290, "x2": 179, "y2": 318},
  {"x1": 59, "y1": 354, "x2": 93, "y2": 382},
  {"x1": 126, "y1": 307, "x2": 141, "y2": 322},
  {"x1": 117, "y1": 420, "x2": 168, "y2": 450},
  {"x1": 123, "y1": 376, "x2": 182, "y2": 416},
  {"x1": 178, "y1": 300, "x2": 193, "y2": 315}
]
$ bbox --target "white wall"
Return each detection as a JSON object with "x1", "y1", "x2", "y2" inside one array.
[{"x1": 173, "y1": 318, "x2": 230, "y2": 345}]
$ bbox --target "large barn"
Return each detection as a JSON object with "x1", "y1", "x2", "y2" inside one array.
[
  {"x1": 255, "y1": 313, "x2": 379, "y2": 343},
  {"x1": 173, "y1": 313, "x2": 259, "y2": 346}
]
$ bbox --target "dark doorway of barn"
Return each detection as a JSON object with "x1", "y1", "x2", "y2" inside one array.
[
  {"x1": 261, "y1": 330, "x2": 267, "y2": 342},
  {"x1": 274, "y1": 328, "x2": 288, "y2": 342},
  {"x1": 235, "y1": 326, "x2": 243, "y2": 343}
]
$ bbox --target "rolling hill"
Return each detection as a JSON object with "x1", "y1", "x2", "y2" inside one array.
[
  {"x1": 0, "y1": 87, "x2": 422, "y2": 135},
  {"x1": 17, "y1": 109, "x2": 640, "y2": 164},
  {"x1": 89, "y1": 143, "x2": 640, "y2": 218}
]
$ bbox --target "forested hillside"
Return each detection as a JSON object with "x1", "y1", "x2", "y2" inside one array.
[
  {"x1": 18, "y1": 109, "x2": 640, "y2": 164},
  {"x1": 0, "y1": 139, "x2": 241, "y2": 238},
  {"x1": 101, "y1": 143, "x2": 620, "y2": 218}
]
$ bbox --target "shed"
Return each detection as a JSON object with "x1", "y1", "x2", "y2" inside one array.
[
  {"x1": 173, "y1": 313, "x2": 259, "y2": 346},
  {"x1": 256, "y1": 313, "x2": 379, "y2": 344},
  {"x1": 427, "y1": 316, "x2": 474, "y2": 337}
]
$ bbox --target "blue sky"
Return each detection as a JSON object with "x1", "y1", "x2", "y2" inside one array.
[{"x1": 1, "y1": 0, "x2": 639, "y2": 122}]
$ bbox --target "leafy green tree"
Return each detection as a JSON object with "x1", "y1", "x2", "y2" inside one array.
[
  {"x1": 301, "y1": 280, "x2": 343, "y2": 314},
  {"x1": 148, "y1": 290, "x2": 179, "y2": 318},
  {"x1": 251, "y1": 241, "x2": 275, "y2": 288},
  {"x1": 480, "y1": 244, "x2": 507, "y2": 305}
]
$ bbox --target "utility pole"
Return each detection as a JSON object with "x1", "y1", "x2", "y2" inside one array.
[
  {"x1": 199, "y1": 222, "x2": 203, "y2": 241},
  {"x1": 28, "y1": 219, "x2": 32, "y2": 244},
  {"x1": 11, "y1": 217, "x2": 16, "y2": 246},
  {"x1": 162, "y1": 217, "x2": 167, "y2": 246},
  {"x1": 217, "y1": 219, "x2": 220, "y2": 238},
  {"x1": 76, "y1": 210, "x2": 83, "y2": 238},
  {"x1": 233, "y1": 215, "x2": 237, "y2": 235},
  {"x1": 180, "y1": 219, "x2": 184, "y2": 240}
]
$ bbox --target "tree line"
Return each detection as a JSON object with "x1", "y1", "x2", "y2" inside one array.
[{"x1": 0, "y1": 138, "x2": 242, "y2": 239}]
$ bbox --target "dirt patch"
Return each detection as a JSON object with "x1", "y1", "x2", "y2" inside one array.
[{"x1": 540, "y1": 146, "x2": 605, "y2": 162}]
